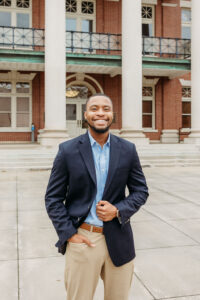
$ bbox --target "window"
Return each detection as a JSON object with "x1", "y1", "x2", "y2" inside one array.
[
  {"x1": 81, "y1": 1, "x2": 94, "y2": 14},
  {"x1": 0, "y1": 80, "x2": 31, "y2": 131},
  {"x1": 66, "y1": 0, "x2": 77, "y2": 13},
  {"x1": 65, "y1": 0, "x2": 96, "y2": 32},
  {"x1": 181, "y1": 8, "x2": 191, "y2": 39},
  {"x1": 142, "y1": 86, "x2": 155, "y2": 129},
  {"x1": 66, "y1": 0, "x2": 96, "y2": 52},
  {"x1": 142, "y1": 5, "x2": 154, "y2": 37},
  {"x1": 182, "y1": 87, "x2": 191, "y2": 128},
  {"x1": 0, "y1": 0, "x2": 31, "y2": 28}
]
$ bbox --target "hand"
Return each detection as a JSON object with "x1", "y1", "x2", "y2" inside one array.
[
  {"x1": 96, "y1": 200, "x2": 117, "y2": 222},
  {"x1": 68, "y1": 234, "x2": 95, "y2": 247}
]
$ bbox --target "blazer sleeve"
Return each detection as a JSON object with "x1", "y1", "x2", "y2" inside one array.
[
  {"x1": 115, "y1": 144, "x2": 149, "y2": 226},
  {"x1": 45, "y1": 144, "x2": 77, "y2": 247}
]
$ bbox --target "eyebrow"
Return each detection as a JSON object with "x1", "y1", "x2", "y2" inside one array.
[{"x1": 89, "y1": 104, "x2": 111, "y2": 108}]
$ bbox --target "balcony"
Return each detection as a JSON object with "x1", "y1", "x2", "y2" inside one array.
[
  {"x1": 0, "y1": 26, "x2": 191, "y2": 77},
  {"x1": 0, "y1": 26, "x2": 191, "y2": 57}
]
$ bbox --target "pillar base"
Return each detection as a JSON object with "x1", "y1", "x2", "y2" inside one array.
[
  {"x1": 120, "y1": 129, "x2": 149, "y2": 145},
  {"x1": 160, "y1": 130, "x2": 179, "y2": 144},
  {"x1": 37, "y1": 129, "x2": 69, "y2": 146},
  {"x1": 184, "y1": 129, "x2": 200, "y2": 144}
]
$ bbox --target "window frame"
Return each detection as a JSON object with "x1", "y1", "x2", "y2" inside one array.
[
  {"x1": 66, "y1": 0, "x2": 96, "y2": 33},
  {"x1": 0, "y1": 79, "x2": 32, "y2": 132},
  {"x1": 142, "y1": 85, "x2": 155, "y2": 130},
  {"x1": 181, "y1": 8, "x2": 191, "y2": 39},
  {"x1": 0, "y1": 0, "x2": 32, "y2": 28},
  {"x1": 142, "y1": 5, "x2": 155, "y2": 37},
  {"x1": 181, "y1": 86, "x2": 191, "y2": 130}
]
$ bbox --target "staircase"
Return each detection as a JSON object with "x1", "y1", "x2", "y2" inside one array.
[{"x1": 0, "y1": 143, "x2": 200, "y2": 170}]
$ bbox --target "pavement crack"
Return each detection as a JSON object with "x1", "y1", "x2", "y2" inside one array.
[{"x1": 134, "y1": 272, "x2": 156, "y2": 299}]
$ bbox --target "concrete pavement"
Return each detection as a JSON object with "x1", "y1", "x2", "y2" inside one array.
[{"x1": 1, "y1": 167, "x2": 200, "y2": 300}]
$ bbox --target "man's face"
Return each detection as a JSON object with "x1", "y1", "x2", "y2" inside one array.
[{"x1": 84, "y1": 96, "x2": 113, "y2": 134}]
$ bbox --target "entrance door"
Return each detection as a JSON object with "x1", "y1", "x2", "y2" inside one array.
[{"x1": 66, "y1": 98, "x2": 87, "y2": 137}]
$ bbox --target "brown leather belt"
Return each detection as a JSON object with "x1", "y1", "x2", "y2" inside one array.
[{"x1": 80, "y1": 222, "x2": 103, "y2": 233}]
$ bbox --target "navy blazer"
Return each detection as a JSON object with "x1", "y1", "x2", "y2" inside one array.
[{"x1": 45, "y1": 132, "x2": 149, "y2": 267}]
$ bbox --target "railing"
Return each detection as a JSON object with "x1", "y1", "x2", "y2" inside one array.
[
  {"x1": 66, "y1": 31, "x2": 121, "y2": 53},
  {"x1": 0, "y1": 26, "x2": 191, "y2": 58},
  {"x1": 142, "y1": 36, "x2": 191, "y2": 59},
  {"x1": 0, "y1": 26, "x2": 45, "y2": 49}
]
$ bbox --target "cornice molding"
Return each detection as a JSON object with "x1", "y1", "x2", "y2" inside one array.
[
  {"x1": 179, "y1": 79, "x2": 191, "y2": 86},
  {"x1": 143, "y1": 77, "x2": 160, "y2": 85},
  {"x1": 0, "y1": 70, "x2": 36, "y2": 81}
]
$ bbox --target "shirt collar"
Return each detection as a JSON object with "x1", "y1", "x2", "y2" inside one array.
[{"x1": 88, "y1": 130, "x2": 110, "y2": 147}]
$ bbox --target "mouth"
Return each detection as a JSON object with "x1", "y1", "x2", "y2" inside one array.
[{"x1": 93, "y1": 119, "x2": 108, "y2": 126}]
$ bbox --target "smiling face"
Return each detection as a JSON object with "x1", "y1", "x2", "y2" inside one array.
[{"x1": 84, "y1": 95, "x2": 113, "y2": 134}]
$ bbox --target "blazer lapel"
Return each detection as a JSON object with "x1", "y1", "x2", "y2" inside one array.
[
  {"x1": 78, "y1": 132, "x2": 97, "y2": 186},
  {"x1": 102, "y1": 134, "x2": 121, "y2": 199}
]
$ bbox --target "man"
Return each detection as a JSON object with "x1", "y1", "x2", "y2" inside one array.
[{"x1": 45, "y1": 94, "x2": 149, "y2": 300}]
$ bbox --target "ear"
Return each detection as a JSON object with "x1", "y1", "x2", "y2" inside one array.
[{"x1": 84, "y1": 111, "x2": 87, "y2": 120}]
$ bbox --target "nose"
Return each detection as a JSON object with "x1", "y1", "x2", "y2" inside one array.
[{"x1": 96, "y1": 108, "x2": 105, "y2": 116}]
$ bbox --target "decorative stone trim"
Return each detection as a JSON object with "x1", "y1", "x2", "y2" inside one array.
[
  {"x1": 0, "y1": 70, "x2": 36, "y2": 81},
  {"x1": 143, "y1": 77, "x2": 159, "y2": 85},
  {"x1": 161, "y1": 3, "x2": 178, "y2": 7},
  {"x1": 142, "y1": 0, "x2": 157, "y2": 4},
  {"x1": 67, "y1": 73, "x2": 104, "y2": 93},
  {"x1": 180, "y1": 0, "x2": 191, "y2": 8},
  {"x1": 179, "y1": 79, "x2": 191, "y2": 86}
]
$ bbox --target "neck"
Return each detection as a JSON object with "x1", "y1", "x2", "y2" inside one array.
[{"x1": 89, "y1": 128, "x2": 109, "y2": 147}]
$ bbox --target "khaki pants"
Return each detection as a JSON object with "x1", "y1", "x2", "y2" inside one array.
[{"x1": 64, "y1": 228, "x2": 134, "y2": 300}]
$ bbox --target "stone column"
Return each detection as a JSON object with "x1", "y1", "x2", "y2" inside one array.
[
  {"x1": 185, "y1": 0, "x2": 200, "y2": 144},
  {"x1": 120, "y1": 0, "x2": 149, "y2": 144},
  {"x1": 38, "y1": 0, "x2": 68, "y2": 146}
]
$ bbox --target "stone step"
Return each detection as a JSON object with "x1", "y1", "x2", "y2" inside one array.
[{"x1": 0, "y1": 143, "x2": 199, "y2": 169}]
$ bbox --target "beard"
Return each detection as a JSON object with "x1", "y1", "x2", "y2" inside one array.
[{"x1": 86, "y1": 119, "x2": 112, "y2": 134}]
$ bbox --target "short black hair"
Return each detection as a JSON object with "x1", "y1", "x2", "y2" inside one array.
[{"x1": 85, "y1": 93, "x2": 113, "y2": 109}]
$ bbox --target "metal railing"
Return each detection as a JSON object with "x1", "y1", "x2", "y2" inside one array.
[
  {"x1": 142, "y1": 36, "x2": 191, "y2": 59},
  {"x1": 0, "y1": 26, "x2": 45, "y2": 49},
  {"x1": 66, "y1": 31, "x2": 121, "y2": 53},
  {"x1": 0, "y1": 26, "x2": 191, "y2": 58}
]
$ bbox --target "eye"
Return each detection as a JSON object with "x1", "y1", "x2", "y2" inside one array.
[{"x1": 91, "y1": 106, "x2": 97, "y2": 111}]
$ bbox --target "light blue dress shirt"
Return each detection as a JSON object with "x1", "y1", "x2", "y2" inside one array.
[{"x1": 85, "y1": 131, "x2": 110, "y2": 227}]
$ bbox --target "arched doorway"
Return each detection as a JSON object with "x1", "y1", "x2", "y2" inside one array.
[
  {"x1": 66, "y1": 75, "x2": 104, "y2": 137},
  {"x1": 66, "y1": 85, "x2": 91, "y2": 137}
]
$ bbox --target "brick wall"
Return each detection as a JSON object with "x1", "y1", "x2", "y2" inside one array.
[
  {"x1": 0, "y1": 132, "x2": 31, "y2": 142},
  {"x1": 96, "y1": 0, "x2": 121, "y2": 34},
  {"x1": 156, "y1": 0, "x2": 181, "y2": 38},
  {"x1": 32, "y1": 0, "x2": 45, "y2": 29},
  {"x1": 162, "y1": 78, "x2": 182, "y2": 130},
  {"x1": 32, "y1": 72, "x2": 45, "y2": 141}
]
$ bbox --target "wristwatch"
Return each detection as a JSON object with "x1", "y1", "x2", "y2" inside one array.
[{"x1": 116, "y1": 209, "x2": 122, "y2": 224}]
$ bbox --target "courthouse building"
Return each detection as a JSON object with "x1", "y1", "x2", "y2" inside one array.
[{"x1": 0, "y1": 0, "x2": 199, "y2": 145}]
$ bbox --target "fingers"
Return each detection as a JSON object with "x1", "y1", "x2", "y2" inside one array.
[
  {"x1": 97, "y1": 200, "x2": 108, "y2": 206},
  {"x1": 82, "y1": 236, "x2": 96, "y2": 247}
]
